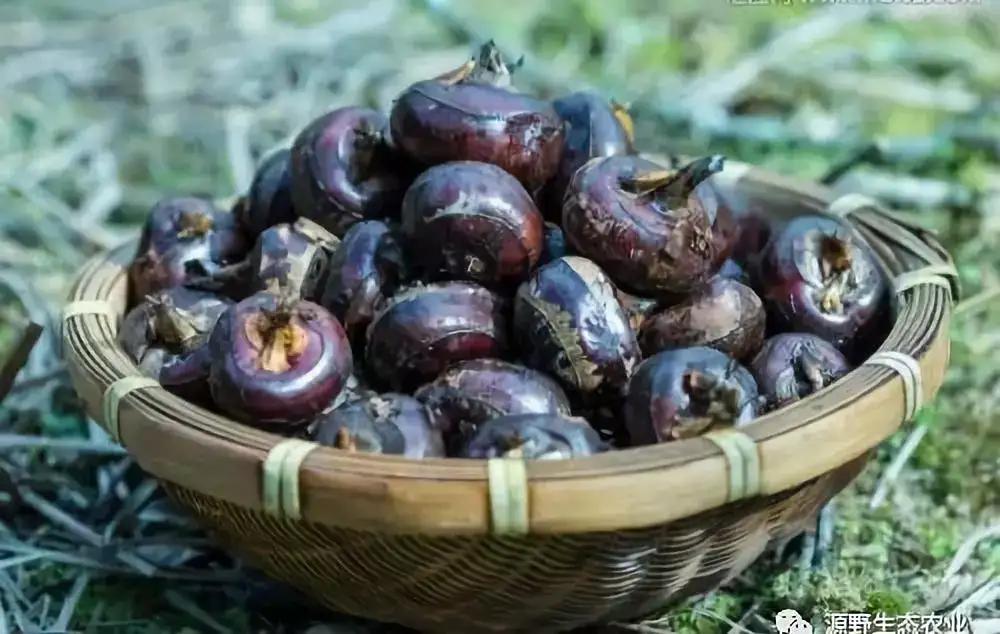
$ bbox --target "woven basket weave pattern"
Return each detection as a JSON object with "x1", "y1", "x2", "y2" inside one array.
[{"x1": 164, "y1": 453, "x2": 866, "y2": 633}]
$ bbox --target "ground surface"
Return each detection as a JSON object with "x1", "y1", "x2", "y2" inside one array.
[{"x1": 1, "y1": 1, "x2": 999, "y2": 632}]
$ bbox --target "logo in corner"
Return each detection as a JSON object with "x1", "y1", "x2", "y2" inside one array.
[{"x1": 775, "y1": 609, "x2": 813, "y2": 634}]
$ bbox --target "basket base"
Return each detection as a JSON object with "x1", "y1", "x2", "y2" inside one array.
[{"x1": 162, "y1": 452, "x2": 868, "y2": 634}]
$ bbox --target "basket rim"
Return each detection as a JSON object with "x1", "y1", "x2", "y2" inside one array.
[{"x1": 61, "y1": 160, "x2": 953, "y2": 535}]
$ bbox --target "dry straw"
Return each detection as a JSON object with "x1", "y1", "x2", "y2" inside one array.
[{"x1": 61, "y1": 161, "x2": 957, "y2": 633}]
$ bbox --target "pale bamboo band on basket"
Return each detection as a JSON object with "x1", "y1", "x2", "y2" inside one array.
[
  {"x1": 863, "y1": 351, "x2": 923, "y2": 422},
  {"x1": 702, "y1": 429, "x2": 761, "y2": 502},
  {"x1": 487, "y1": 457, "x2": 530, "y2": 536},
  {"x1": 100, "y1": 376, "x2": 161, "y2": 444},
  {"x1": 893, "y1": 265, "x2": 958, "y2": 303},
  {"x1": 61, "y1": 300, "x2": 117, "y2": 339},
  {"x1": 62, "y1": 300, "x2": 118, "y2": 320},
  {"x1": 261, "y1": 439, "x2": 319, "y2": 520}
]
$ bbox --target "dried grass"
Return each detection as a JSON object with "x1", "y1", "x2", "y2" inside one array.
[{"x1": 1, "y1": 0, "x2": 999, "y2": 631}]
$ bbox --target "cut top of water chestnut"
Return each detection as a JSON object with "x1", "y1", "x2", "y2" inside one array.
[
  {"x1": 792, "y1": 221, "x2": 874, "y2": 312},
  {"x1": 624, "y1": 347, "x2": 760, "y2": 445},
  {"x1": 243, "y1": 294, "x2": 312, "y2": 374},
  {"x1": 755, "y1": 215, "x2": 888, "y2": 355}
]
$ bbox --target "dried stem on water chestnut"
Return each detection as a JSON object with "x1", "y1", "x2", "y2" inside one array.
[
  {"x1": 311, "y1": 393, "x2": 445, "y2": 458},
  {"x1": 414, "y1": 358, "x2": 571, "y2": 453},
  {"x1": 754, "y1": 215, "x2": 888, "y2": 355},
  {"x1": 562, "y1": 155, "x2": 718, "y2": 296},
  {"x1": 389, "y1": 41, "x2": 564, "y2": 195},
  {"x1": 291, "y1": 106, "x2": 413, "y2": 237},
  {"x1": 639, "y1": 278, "x2": 765, "y2": 362},
  {"x1": 625, "y1": 347, "x2": 760, "y2": 445},
  {"x1": 400, "y1": 161, "x2": 544, "y2": 288},
  {"x1": 365, "y1": 281, "x2": 510, "y2": 392},
  {"x1": 208, "y1": 292, "x2": 352, "y2": 431},
  {"x1": 513, "y1": 255, "x2": 639, "y2": 407},
  {"x1": 750, "y1": 333, "x2": 851, "y2": 411},
  {"x1": 118, "y1": 288, "x2": 232, "y2": 405},
  {"x1": 457, "y1": 413, "x2": 606, "y2": 460},
  {"x1": 129, "y1": 197, "x2": 248, "y2": 306}
]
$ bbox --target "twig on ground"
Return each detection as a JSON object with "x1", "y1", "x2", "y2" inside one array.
[
  {"x1": 0, "y1": 322, "x2": 42, "y2": 406},
  {"x1": 52, "y1": 571, "x2": 91, "y2": 632},
  {"x1": 870, "y1": 424, "x2": 930, "y2": 510},
  {"x1": 944, "y1": 525, "x2": 1000, "y2": 580},
  {"x1": 18, "y1": 489, "x2": 159, "y2": 576}
]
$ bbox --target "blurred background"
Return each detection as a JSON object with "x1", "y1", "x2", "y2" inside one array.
[{"x1": 1, "y1": 0, "x2": 999, "y2": 632}]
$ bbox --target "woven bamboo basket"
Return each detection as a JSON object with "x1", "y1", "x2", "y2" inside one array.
[{"x1": 62, "y1": 160, "x2": 957, "y2": 634}]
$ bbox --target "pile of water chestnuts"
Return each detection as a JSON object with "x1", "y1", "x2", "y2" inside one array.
[{"x1": 119, "y1": 41, "x2": 890, "y2": 460}]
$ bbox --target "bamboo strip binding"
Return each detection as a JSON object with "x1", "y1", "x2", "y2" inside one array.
[
  {"x1": 864, "y1": 351, "x2": 923, "y2": 422},
  {"x1": 262, "y1": 439, "x2": 319, "y2": 520},
  {"x1": 703, "y1": 429, "x2": 761, "y2": 502},
  {"x1": 101, "y1": 375, "x2": 160, "y2": 444}
]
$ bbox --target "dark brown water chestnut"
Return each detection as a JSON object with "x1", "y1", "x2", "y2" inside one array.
[
  {"x1": 639, "y1": 278, "x2": 765, "y2": 362},
  {"x1": 562, "y1": 155, "x2": 717, "y2": 296},
  {"x1": 457, "y1": 413, "x2": 606, "y2": 459},
  {"x1": 750, "y1": 333, "x2": 852, "y2": 411},
  {"x1": 615, "y1": 289, "x2": 660, "y2": 334},
  {"x1": 542, "y1": 91, "x2": 635, "y2": 221},
  {"x1": 208, "y1": 292, "x2": 353, "y2": 431},
  {"x1": 319, "y1": 220, "x2": 406, "y2": 351},
  {"x1": 389, "y1": 41, "x2": 564, "y2": 195},
  {"x1": 754, "y1": 215, "x2": 888, "y2": 354},
  {"x1": 677, "y1": 156, "x2": 740, "y2": 269},
  {"x1": 624, "y1": 347, "x2": 760, "y2": 445},
  {"x1": 539, "y1": 222, "x2": 569, "y2": 266},
  {"x1": 690, "y1": 162, "x2": 774, "y2": 267},
  {"x1": 248, "y1": 217, "x2": 341, "y2": 300},
  {"x1": 239, "y1": 148, "x2": 297, "y2": 238},
  {"x1": 290, "y1": 106, "x2": 412, "y2": 238},
  {"x1": 400, "y1": 161, "x2": 544, "y2": 287},
  {"x1": 311, "y1": 393, "x2": 446, "y2": 458},
  {"x1": 365, "y1": 281, "x2": 509, "y2": 392},
  {"x1": 513, "y1": 255, "x2": 640, "y2": 405},
  {"x1": 414, "y1": 358, "x2": 571, "y2": 452},
  {"x1": 128, "y1": 197, "x2": 249, "y2": 305},
  {"x1": 119, "y1": 287, "x2": 232, "y2": 405}
]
